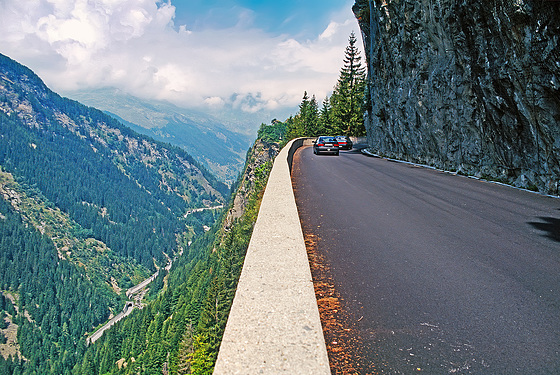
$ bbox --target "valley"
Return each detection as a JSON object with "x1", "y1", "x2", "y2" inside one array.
[{"x1": 0, "y1": 52, "x2": 238, "y2": 373}]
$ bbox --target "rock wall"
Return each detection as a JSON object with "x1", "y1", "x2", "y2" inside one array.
[
  {"x1": 223, "y1": 139, "x2": 278, "y2": 228},
  {"x1": 353, "y1": 0, "x2": 560, "y2": 194}
]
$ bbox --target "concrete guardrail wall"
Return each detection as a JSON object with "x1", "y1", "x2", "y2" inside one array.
[{"x1": 214, "y1": 138, "x2": 330, "y2": 374}]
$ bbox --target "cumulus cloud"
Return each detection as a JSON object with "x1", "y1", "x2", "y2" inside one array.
[{"x1": 0, "y1": 0, "x2": 362, "y2": 119}]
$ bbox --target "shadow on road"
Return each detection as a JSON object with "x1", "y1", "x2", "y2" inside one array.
[
  {"x1": 344, "y1": 144, "x2": 368, "y2": 155},
  {"x1": 529, "y1": 216, "x2": 560, "y2": 242}
]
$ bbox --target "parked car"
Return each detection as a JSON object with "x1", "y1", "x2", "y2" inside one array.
[
  {"x1": 313, "y1": 136, "x2": 339, "y2": 155},
  {"x1": 335, "y1": 135, "x2": 353, "y2": 150}
]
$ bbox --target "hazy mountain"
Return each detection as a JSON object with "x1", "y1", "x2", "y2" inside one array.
[{"x1": 65, "y1": 88, "x2": 256, "y2": 186}]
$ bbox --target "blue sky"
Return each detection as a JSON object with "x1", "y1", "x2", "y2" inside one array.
[
  {"x1": 0, "y1": 0, "x2": 362, "y2": 126},
  {"x1": 174, "y1": 0, "x2": 346, "y2": 36}
]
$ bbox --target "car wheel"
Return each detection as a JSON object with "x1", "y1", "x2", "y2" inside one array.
[{"x1": 335, "y1": 151, "x2": 339, "y2": 156}]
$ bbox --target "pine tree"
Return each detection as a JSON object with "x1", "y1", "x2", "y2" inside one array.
[
  {"x1": 188, "y1": 333, "x2": 214, "y2": 375},
  {"x1": 318, "y1": 96, "x2": 334, "y2": 135},
  {"x1": 174, "y1": 324, "x2": 194, "y2": 375},
  {"x1": 286, "y1": 92, "x2": 320, "y2": 139},
  {"x1": 302, "y1": 93, "x2": 319, "y2": 136},
  {"x1": 331, "y1": 32, "x2": 367, "y2": 136}
]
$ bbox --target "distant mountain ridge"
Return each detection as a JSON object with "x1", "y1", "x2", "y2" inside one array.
[{"x1": 66, "y1": 88, "x2": 253, "y2": 186}]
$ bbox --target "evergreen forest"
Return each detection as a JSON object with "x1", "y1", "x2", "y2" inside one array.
[
  {"x1": 284, "y1": 32, "x2": 367, "y2": 140},
  {"x1": 0, "y1": 53, "x2": 232, "y2": 374},
  {"x1": 72, "y1": 139, "x2": 275, "y2": 374}
]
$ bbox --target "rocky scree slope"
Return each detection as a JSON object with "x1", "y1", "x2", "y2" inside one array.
[{"x1": 353, "y1": 0, "x2": 560, "y2": 194}]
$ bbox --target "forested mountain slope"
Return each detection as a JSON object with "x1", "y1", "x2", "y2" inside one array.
[
  {"x1": 0, "y1": 53, "x2": 229, "y2": 374},
  {"x1": 73, "y1": 138, "x2": 278, "y2": 375},
  {"x1": 0, "y1": 53, "x2": 228, "y2": 268}
]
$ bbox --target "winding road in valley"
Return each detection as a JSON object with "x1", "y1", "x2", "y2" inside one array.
[
  {"x1": 292, "y1": 145, "x2": 560, "y2": 374},
  {"x1": 89, "y1": 258, "x2": 169, "y2": 344},
  {"x1": 88, "y1": 203, "x2": 223, "y2": 345}
]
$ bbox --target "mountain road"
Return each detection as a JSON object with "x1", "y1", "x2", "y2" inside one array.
[{"x1": 292, "y1": 145, "x2": 560, "y2": 374}]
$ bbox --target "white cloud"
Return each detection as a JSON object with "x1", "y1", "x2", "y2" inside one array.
[
  {"x1": 320, "y1": 19, "x2": 355, "y2": 41},
  {"x1": 0, "y1": 0, "x2": 362, "y2": 123},
  {"x1": 204, "y1": 96, "x2": 225, "y2": 108}
]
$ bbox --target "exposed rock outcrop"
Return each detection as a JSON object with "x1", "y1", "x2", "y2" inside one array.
[
  {"x1": 354, "y1": 0, "x2": 560, "y2": 194},
  {"x1": 224, "y1": 139, "x2": 279, "y2": 228}
]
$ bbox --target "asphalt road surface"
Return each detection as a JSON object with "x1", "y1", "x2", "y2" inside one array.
[{"x1": 292, "y1": 146, "x2": 560, "y2": 374}]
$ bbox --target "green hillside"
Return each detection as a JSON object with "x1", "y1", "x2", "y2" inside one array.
[
  {"x1": 0, "y1": 53, "x2": 228, "y2": 268},
  {"x1": 0, "y1": 53, "x2": 231, "y2": 374},
  {"x1": 75, "y1": 138, "x2": 277, "y2": 375}
]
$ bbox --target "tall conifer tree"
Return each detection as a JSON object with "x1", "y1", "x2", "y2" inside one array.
[
  {"x1": 331, "y1": 32, "x2": 366, "y2": 136},
  {"x1": 286, "y1": 91, "x2": 319, "y2": 138},
  {"x1": 318, "y1": 96, "x2": 334, "y2": 135}
]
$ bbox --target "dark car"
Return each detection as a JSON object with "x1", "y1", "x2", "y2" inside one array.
[
  {"x1": 313, "y1": 136, "x2": 339, "y2": 155},
  {"x1": 335, "y1": 135, "x2": 353, "y2": 150}
]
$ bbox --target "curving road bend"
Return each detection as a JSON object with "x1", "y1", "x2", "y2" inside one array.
[{"x1": 292, "y1": 145, "x2": 560, "y2": 374}]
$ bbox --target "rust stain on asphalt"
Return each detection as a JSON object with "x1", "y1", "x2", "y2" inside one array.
[
  {"x1": 292, "y1": 147, "x2": 377, "y2": 373},
  {"x1": 305, "y1": 232, "x2": 378, "y2": 375}
]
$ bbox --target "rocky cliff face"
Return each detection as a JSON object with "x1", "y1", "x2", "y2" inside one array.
[
  {"x1": 224, "y1": 139, "x2": 278, "y2": 228},
  {"x1": 353, "y1": 0, "x2": 560, "y2": 194}
]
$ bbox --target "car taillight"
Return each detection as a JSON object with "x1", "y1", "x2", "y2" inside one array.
[{"x1": 317, "y1": 143, "x2": 324, "y2": 146}]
